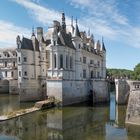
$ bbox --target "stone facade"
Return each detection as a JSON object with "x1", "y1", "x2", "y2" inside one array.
[
  {"x1": 46, "y1": 12, "x2": 107, "y2": 105},
  {"x1": 93, "y1": 79, "x2": 109, "y2": 103},
  {"x1": 0, "y1": 49, "x2": 18, "y2": 94},
  {"x1": 115, "y1": 79, "x2": 130, "y2": 104},
  {"x1": 0, "y1": 12, "x2": 107, "y2": 105},
  {"x1": 126, "y1": 90, "x2": 140, "y2": 125}
]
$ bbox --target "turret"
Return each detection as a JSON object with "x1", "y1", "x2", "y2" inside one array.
[
  {"x1": 37, "y1": 27, "x2": 43, "y2": 42},
  {"x1": 16, "y1": 35, "x2": 21, "y2": 49},
  {"x1": 31, "y1": 27, "x2": 39, "y2": 52},
  {"x1": 74, "y1": 18, "x2": 81, "y2": 38},
  {"x1": 100, "y1": 37, "x2": 106, "y2": 78}
]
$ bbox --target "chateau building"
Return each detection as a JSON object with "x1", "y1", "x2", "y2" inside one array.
[
  {"x1": 0, "y1": 49, "x2": 18, "y2": 93},
  {"x1": 0, "y1": 49, "x2": 17, "y2": 80},
  {"x1": 46, "y1": 13, "x2": 106, "y2": 105},
  {"x1": 0, "y1": 12, "x2": 107, "y2": 105}
]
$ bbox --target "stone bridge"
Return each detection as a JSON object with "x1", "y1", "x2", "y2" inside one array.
[{"x1": 115, "y1": 79, "x2": 140, "y2": 125}]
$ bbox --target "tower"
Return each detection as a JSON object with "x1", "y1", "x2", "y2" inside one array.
[
  {"x1": 100, "y1": 37, "x2": 106, "y2": 78},
  {"x1": 72, "y1": 19, "x2": 82, "y2": 80}
]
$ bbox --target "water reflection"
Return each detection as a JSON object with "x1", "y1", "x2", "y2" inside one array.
[{"x1": 0, "y1": 94, "x2": 140, "y2": 140}]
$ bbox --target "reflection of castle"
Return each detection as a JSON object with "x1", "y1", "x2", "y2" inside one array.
[
  {"x1": 0, "y1": 12, "x2": 107, "y2": 105},
  {"x1": 0, "y1": 106, "x2": 109, "y2": 140}
]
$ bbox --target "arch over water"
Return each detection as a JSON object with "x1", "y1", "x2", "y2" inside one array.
[{"x1": 0, "y1": 80, "x2": 9, "y2": 94}]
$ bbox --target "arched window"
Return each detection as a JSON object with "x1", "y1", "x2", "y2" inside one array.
[
  {"x1": 60, "y1": 54, "x2": 63, "y2": 68},
  {"x1": 66, "y1": 55, "x2": 68, "y2": 69},
  {"x1": 70, "y1": 56, "x2": 73, "y2": 69},
  {"x1": 91, "y1": 71, "x2": 93, "y2": 78},
  {"x1": 13, "y1": 61, "x2": 15, "y2": 67},
  {"x1": 11, "y1": 71, "x2": 14, "y2": 77},
  {"x1": 54, "y1": 54, "x2": 56, "y2": 68},
  {"x1": 5, "y1": 62, "x2": 7, "y2": 67}
]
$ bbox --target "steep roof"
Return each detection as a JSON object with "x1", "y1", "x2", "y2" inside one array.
[
  {"x1": 74, "y1": 24, "x2": 81, "y2": 37},
  {"x1": 21, "y1": 37, "x2": 34, "y2": 51},
  {"x1": 102, "y1": 42, "x2": 106, "y2": 51},
  {"x1": 58, "y1": 31, "x2": 75, "y2": 50}
]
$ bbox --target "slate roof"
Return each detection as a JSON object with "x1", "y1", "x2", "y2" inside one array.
[
  {"x1": 45, "y1": 39, "x2": 51, "y2": 46},
  {"x1": 102, "y1": 42, "x2": 106, "y2": 51},
  {"x1": 75, "y1": 24, "x2": 81, "y2": 37},
  {"x1": 57, "y1": 31, "x2": 75, "y2": 50},
  {"x1": 21, "y1": 37, "x2": 34, "y2": 51}
]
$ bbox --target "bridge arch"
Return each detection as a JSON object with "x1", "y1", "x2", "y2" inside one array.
[{"x1": 0, "y1": 80, "x2": 9, "y2": 94}]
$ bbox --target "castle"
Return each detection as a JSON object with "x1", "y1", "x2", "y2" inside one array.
[{"x1": 0, "y1": 13, "x2": 107, "y2": 105}]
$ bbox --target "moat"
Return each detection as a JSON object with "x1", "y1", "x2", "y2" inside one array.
[{"x1": 0, "y1": 92, "x2": 140, "y2": 140}]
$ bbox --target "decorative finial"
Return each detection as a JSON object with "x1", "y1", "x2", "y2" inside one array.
[
  {"x1": 62, "y1": 11, "x2": 66, "y2": 31},
  {"x1": 71, "y1": 16, "x2": 73, "y2": 26},
  {"x1": 76, "y1": 17, "x2": 77, "y2": 25},
  {"x1": 88, "y1": 28, "x2": 90, "y2": 36}
]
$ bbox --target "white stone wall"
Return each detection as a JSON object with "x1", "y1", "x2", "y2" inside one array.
[
  {"x1": 92, "y1": 79, "x2": 109, "y2": 103},
  {"x1": 115, "y1": 79, "x2": 130, "y2": 104},
  {"x1": 19, "y1": 80, "x2": 43, "y2": 102},
  {"x1": 47, "y1": 45, "x2": 76, "y2": 80},
  {"x1": 47, "y1": 80, "x2": 63, "y2": 101},
  {"x1": 47, "y1": 80, "x2": 92, "y2": 106}
]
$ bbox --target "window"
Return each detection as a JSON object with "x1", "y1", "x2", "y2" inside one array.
[
  {"x1": 83, "y1": 70, "x2": 86, "y2": 78},
  {"x1": 97, "y1": 72, "x2": 100, "y2": 78},
  {"x1": 7, "y1": 53, "x2": 10, "y2": 57},
  {"x1": 11, "y1": 71, "x2": 14, "y2": 77},
  {"x1": 91, "y1": 71, "x2": 93, "y2": 78},
  {"x1": 79, "y1": 44, "x2": 81, "y2": 49},
  {"x1": 18, "y1": 57, "x2": 20, "y2": 62},
  {"x1": 54, "y1": 54, "x2": 56, "y2": 68},
  {"x1": 5, "y1": 62, "x2": 7, "y2": 67},
  {"x1": 24, "y1": 71, "x2": 27, "y2": 76},
  {"x1": 70, "y1": 56, "x2": 73, "y2": 69},
  {"x1": 5, "y1": 71, "x2": 7, "y2": 77},
  {"x1": 53, "y1": 41, "x2": 56, "y2": 46},
  {"x1": 83, "y1": 57, "x2": 86, "y2": 64},
  {"x1": 90, "y1": 60, "x2": 94, "y2": 64},
  {"x1": 60, "y1": 54, "x2": 63, "y2": 68},
  {"x1": 13, "y1": 61, "x2": 15, "y2": 67},
  {"x1": 19, "y1": 71, "x2": 21, "y2": 77},
  {"x1": 97, "y1": 61, "x2": 100, "y2": 67},
  {"x1": 23, "y1": 57, "x2": 27, "y2": 62},
  {"x1": 66, "y1": 55, "x2": 68, "y2": 69}
]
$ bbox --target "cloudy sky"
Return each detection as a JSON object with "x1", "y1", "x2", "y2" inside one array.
[{"x1": 0, "y1": 0, "x2": 140, "y2": 70}]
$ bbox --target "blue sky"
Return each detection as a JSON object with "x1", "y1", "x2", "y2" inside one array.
[{"x1": 0, "y1": 0, "x2": 140, "y2": 70}]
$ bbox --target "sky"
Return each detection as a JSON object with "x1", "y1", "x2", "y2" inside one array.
[{"x1": 0, "y1": 0, "x2": 140, "y2": 70}]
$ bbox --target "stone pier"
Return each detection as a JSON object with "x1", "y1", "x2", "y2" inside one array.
[
  {"x1": 115, "y1": 79, "x2": 130, "y2": 104},
  {"x1": 115, "y1": 79, "x2": 140, "y2": 125},
  {"x1": 92, "y1": 79, "x2": 109, "y2": 104}
]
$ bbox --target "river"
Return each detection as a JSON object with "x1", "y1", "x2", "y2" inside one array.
[{"x1": 0, "y1": 92, "x2": 140, "y2": 140}]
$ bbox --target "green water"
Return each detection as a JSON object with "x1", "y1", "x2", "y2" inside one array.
[{"x1": 0, "y1": 93, "x2": 140, "y2": 140}]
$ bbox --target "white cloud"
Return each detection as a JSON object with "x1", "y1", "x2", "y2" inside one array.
[
  {"x1": 0, "y1": 20, "x2": 30, "y2": 48},
  {"x1": 11, "y1": 0, "x2": 71, "y2": 26},
  {"x1": 10, "y1": 0, "x2": 140, "y2": 48}
]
